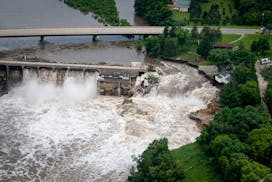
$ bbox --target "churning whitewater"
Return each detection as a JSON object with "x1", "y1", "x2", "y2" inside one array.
[{"x1": 0, "y1": 62, "x2": 218, "y2": 181}]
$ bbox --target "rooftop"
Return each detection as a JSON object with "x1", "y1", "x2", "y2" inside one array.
[
  {"x1": 176, "y1": 0, "x2": 191, "y2": 6},
  {"x1": 213, "y1": 43, "x2": 234, "y2": 48}
]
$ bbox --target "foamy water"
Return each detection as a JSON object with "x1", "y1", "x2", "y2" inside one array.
[{"x1": 0, "y1": 63, "x2": 218, "y2": 181}]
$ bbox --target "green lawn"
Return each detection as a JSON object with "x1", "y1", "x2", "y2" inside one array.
[
  {"x1": 200, "y1": 0, "x2": 236, "y2": 20},
  {"x1": 221, "y1": 34, "x2": 241, "y2": 43},
  {"x1": 178, "y1": 52, "x2": 199, "y2": 61},
  {"x1": 171, "y1": 142, "x2": 222, "y2": 182},
  {"x1": 172, "y1": 10, "x2": 189, "y2": 22},
  {"x1": 234, "y1": 34, "x2": 272, "y2": 57}
]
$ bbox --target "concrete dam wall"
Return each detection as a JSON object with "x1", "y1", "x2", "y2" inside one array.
[{"x1": 0, "y1": 64, "x2": 144, "y2": 97}]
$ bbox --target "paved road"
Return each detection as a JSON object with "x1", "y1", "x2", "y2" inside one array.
[
  {"x1": 185, "y1": 27, "x2": 258, "y2": 34},
  {"x1": 0, "y1": 26, "x2": 258, "y2": 38}
]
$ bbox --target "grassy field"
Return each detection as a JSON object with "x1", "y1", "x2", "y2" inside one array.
[
  {"x1": 178, "y1": 52, "x2": 199, "y2": 61},
  {"x1": 172, "y1": 10, "x2": 189, "y2": 22},
  {"x1": 221, "y1": 34, "x2": 241, "y2": 43},
  {"x1": 200, "y1": 0, "x2": 236, "y2": 20},
  {"x1": 171, "y1": 142, "x2": 222, "y2": 182},
  {"x1": 234, "y1": 34, "x2": 272, "y2": 57}
]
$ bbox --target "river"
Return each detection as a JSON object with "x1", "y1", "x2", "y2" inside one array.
[
  {"x1": 0, "y1": 0, "x2": 147, "y2": 65},
  {"x1": 0, "y1": 1, "x2": 218, "y2": 181}
]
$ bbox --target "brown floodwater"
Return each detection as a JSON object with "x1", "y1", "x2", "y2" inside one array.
[{"x1": 0, "y1": 0, "x2": 148, "y2": 65}]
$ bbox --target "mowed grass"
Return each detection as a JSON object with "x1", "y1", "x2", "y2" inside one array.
[
  {"x1": 172, "y1": 10, "x2": 189, "y2": 22},
  {"x1": 234, "y1": 34, "x2": 272, "y2": 57},
  {"x1": 221, "y1": 34, "x2": 241, "y2": 43},
  {"x1": 200, "y1": 0, "x2": 236, "y2": 19},
  {"x1": 171, "y1": 142, "x2": 222, "y2": 182}
]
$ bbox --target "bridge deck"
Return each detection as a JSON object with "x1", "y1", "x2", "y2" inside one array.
[
  {"x1": 0, "y1": 27, "x2": 258, "y2": 38},
  {"x1": 0, "y1": 27, "x2": 164, "y2": 38},
  {"x1": 0, "y1": 60, "x2": 146, "y2": 73}
]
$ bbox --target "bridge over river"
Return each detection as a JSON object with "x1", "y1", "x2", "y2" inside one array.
[{"x1": 0, "y1": 27, "x2": 258, "y2": 41}]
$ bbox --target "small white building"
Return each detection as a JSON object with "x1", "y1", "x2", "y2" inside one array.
[
  {"x1": 174, "y1": 0, "x2": 191, "y2": 12},
  {"x1": 215, "y1": 73, "x2": 231, "y2": 84}
]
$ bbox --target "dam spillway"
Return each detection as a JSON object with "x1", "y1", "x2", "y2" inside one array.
[{"x1": 0, "y1": 60, "x2": 146, "y2": 96}]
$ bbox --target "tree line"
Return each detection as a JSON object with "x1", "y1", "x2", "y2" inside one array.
[
  {"x1": 129, "y1": 26, "x2": 272, "y2": 181},
  {"x1": 189, "y1": 0, "x2": 272, "y2": 26},
  {"x1": 134, "y1": 0, "x2": 173, "y2": 26},
  {"x1": 64, "y1": 0, "x2": 130, "y2": 26},
  {"x1": 144, "y1": 26, "x2": 193, "y2": 58}
]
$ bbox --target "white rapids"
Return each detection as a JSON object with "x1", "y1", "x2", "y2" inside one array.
[{"x1": 0, "y1": 62, "x2": 218, "y2": 181}]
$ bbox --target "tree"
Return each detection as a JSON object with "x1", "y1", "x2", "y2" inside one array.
[
  {"x1": 248, "y1": 128, "x2": 272, "y2": 166},
  {"x1": 163, "y1": 37, "x2": 179, "y2": 57},
  {"x1": 219, "y1": 81, "x2": 241, "y2": 107},
  {"x1": 250, "y1": 37, "x2": 270, "y2": 54},
  {"x1": 200, "y1": 26, "x2": 222, "y2": 42},
  {"x1": 207, "y1": 49, "x2": 232, "y2": 67},
  {"x1": 198, "y1": 106, "x2": 271, "y2": 146},
  {"x1": 210, "y1": 135, "x2": 247, "y2": 158},
  {"x1": 231, "y1": 66, "x2": 257, "y2": 84},
  {"x1": 231, "y1": 50, "x2": 256, "y2": 68},
  {"x1": 238, "y1": 81, "x2": 260, "y2": 106},
  {"x1": 266, "y1": 23, "x2": 272, "y2": 35},
  {"x1": 191, "y1": 25, "x2": 199, "y2": 41},
  {"x1": 144, "y1": 36, "x2": 162, "y2": 58},
  {"x1": 265, "y1": 81, "x2": 272, "y2": 113},
  {"x1": 264, "y1": 174, "x2": 272, "y2": 182},
  {"x1": 128, "y1": 138, "x2": 185, "y2": 182},
  {"x1": 175, "y1": 28, "x2": 191, "y2": 46},
  {"x1": 134, "y1": 0, "x2": 173, "y2": 26},
  {"x1": 241, "y1": 161, "x2": 271, "y2": 182},
  {"x1": 197, "y1": 38, "x2": 213, "y2": 58}
]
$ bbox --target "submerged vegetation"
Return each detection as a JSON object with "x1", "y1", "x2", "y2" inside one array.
[{"x1": 64, "y1": 0, "x2": 130, "y2": 26}]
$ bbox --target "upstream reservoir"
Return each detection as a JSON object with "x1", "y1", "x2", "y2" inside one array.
[{"x1": 0, "y1": 0, "x2": 218, "y2": 181}]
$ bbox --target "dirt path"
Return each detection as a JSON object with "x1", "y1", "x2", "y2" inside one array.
[
  {"x1": 255, "y1": 61, "x2": 270, "y2": 114},
  {"x1": 229, "y1": 34, "x2": 244, "y2": 44}
]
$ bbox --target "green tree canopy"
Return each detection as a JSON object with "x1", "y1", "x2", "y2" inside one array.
[
  {"x1": 197, "y1": 38, "x2": 213, "y2": 58},
  {"x1": 128, "y1": 138, "x2": 185, "y2": 182},
  {"x1": 231, "y1": 66, "x2": 257, "y2": 84},
  {"x1": 208, "y1": 49, "x2": 232, "y2": 67},
  {"x1": 144, "y1": 36, "x2": 162, "y2": 58},
  {"x1": 265, "y1": 81, "x2": 272, "y2": 113},
  {"x1": 210, "y1": 135, "x2": 248, "y2": 158},
  {"x1": 248, "y1": 128, "x2": 272, "y2": 167},
  {"x1": 134, "y1": 0, "x2": 172, "y2": 25},
  {"x1": 241, "y1": 161, "x2": 271, "y2": 182},
  {"x1": 231, "y1": 50, "x2": 256, "y2": 68},
  {"x1": 198, "y1": 106, "x2": 271, "y2": 147},
  {"x1": 163, "y1": 37, "x2": 179, "y2": 57},
  {"x1": 200, "y1": 26, "x2": 222, "y2": 42},
  {"x1": 238, "y1": 81, "x2": 260, "y2": 106},
  {"x1": 250, "y1": 37, "x2": 270, "y2": 55}
]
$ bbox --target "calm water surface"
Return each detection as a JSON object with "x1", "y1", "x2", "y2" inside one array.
[{"x1": 0, "y1": 0, "x2": 147, "y2": 65}]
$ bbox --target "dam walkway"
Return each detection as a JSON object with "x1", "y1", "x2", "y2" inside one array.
[{"x1": 0, "y1": 60, "x2": 146, "y2": 73}]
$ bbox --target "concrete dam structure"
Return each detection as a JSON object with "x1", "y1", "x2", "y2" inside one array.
[{"x1": 0, "y1": 60, "x2": 146, "y2": 96}]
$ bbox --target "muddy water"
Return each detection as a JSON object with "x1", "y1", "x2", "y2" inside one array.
[
  {"x1": 0, "y1": 0, "x2": 147, "y2": 65},
  {"x1": 0, "y1": 62, "x2": 218, "y2": 181},
  {"x1": 0, "y1": 41, "x2": 152, "y2": 66},
  {"x1": 115, "y1": 0, "x2": 148, "y2": 26},
  {"x1": 0, "y1": 0, "x2": 101, "y2": 28},
  {"x1": 0, "y1": 1, "x2": 219, "y2": 181}
]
